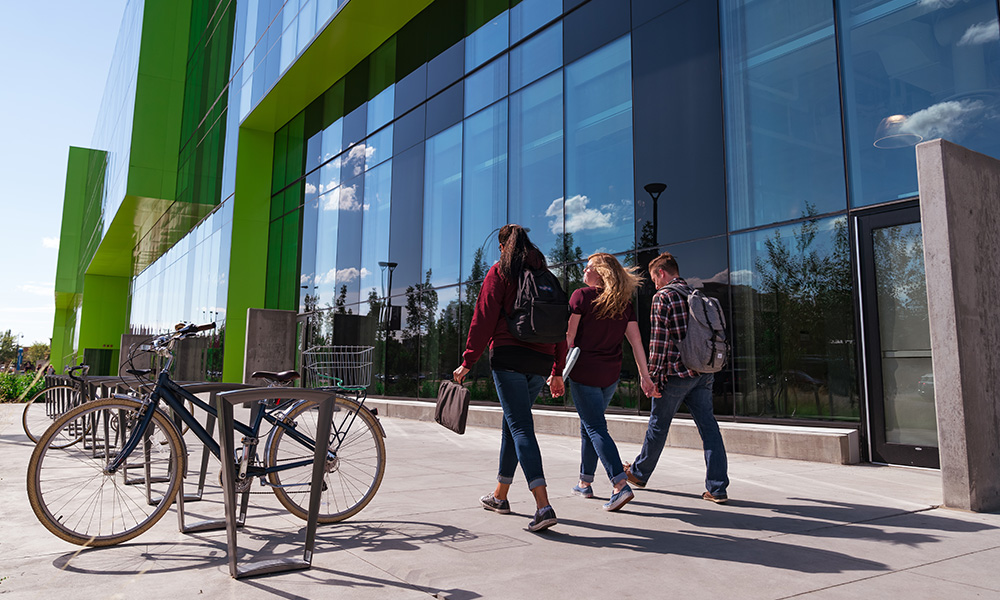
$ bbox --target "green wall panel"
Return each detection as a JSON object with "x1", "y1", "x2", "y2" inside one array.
[{"x1": 78, "y1": 274, "x2": 130, "y2": 376}]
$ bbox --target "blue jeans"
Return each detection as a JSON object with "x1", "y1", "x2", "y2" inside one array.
[
  {"x1": 631, "y1": 373, "x2": 728, "y2": 496},
  {"x1": 492, "y1": 369, "x2": 547, "y2": 489},
  {"x1": 570, "y1": 379, "x2": 627, "y2": 485}
]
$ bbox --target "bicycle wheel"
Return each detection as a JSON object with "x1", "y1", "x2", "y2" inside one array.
[
  {"x1": 26, "y1": 397, "x2": 185, "y2": 547},
  {"x1": 266, "y1": 396, "x2": 385, "y2": 523},
  {"x1": 22, "y1": 385, "x2": 85, "y2": 447}
]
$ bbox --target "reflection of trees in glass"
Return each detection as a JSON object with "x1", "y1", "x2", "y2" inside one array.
[
  {"x1": 737, "y1": 209, "x2": 857, "y2": 420},
  {"x1": 548, "y1": 231, "x2": 584, "y2": 290},
  {"x1": 872, "y1": 225, "x2": 927, "y2": 337}
]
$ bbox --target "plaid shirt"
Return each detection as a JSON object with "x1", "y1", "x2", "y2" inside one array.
[{"x1": 648, "y1": 277, "x2": 698, "y2": 380}]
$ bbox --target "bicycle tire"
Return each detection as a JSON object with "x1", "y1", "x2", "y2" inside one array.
[
  {"x1": 26, "y1": 397, "x2": 185, "y2": 547},
  {"x1": 266, "y1": 396, "x2": 385, "y2": 523},
  {"x1": 22, "y1": 385, "x2": 86, "y2": 447}
]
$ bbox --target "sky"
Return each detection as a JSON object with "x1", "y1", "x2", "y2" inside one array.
[{"x1": 0, "y1": 1, "x2": 129, "y2": 346}]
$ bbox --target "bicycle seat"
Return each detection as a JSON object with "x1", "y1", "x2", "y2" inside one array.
[
  {"x1": 251, "y1": 370, "x2": 300, "y2": 383},
  {"x1": 126, "y1": 369, "x2": 153, "y2": 377}
]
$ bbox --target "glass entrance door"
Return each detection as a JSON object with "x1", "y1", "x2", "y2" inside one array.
[{"x1": 858, "y1": 205, "x2": 938, "y2": 467}]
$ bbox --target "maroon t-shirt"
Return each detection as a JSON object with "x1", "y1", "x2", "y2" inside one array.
[{"x1": 569, "y1": 286, "x2": 635, "y2": 388}]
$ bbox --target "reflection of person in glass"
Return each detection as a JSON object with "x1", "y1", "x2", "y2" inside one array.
[
  {"x1": 566, "y1": 253, "x2": 659, "y2": 512},
  {"x1": 453, "y1": 224, "x2": 567, "y2": 533},
  {"x1": 624, "y1": 252, "x2": 730, "y2": 503}
]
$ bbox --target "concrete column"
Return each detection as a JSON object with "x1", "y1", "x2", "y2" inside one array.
[
  {"x1": 243, "y1": 309, "x2": 298, "y2": 384},
  {"x1": 916, "y1": 139, "x2": 1000, "y2": 512}
]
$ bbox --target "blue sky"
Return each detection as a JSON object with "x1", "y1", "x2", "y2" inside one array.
[{"x1": 0, "y1": 1, "x2": 128, "y2": 346}]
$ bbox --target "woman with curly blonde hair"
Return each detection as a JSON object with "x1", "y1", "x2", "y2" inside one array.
[{"x1": 566, "y1": 253, "x2": 659, "y2": 511}]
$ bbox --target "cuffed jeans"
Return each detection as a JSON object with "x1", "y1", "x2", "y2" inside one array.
[
  {"x1": 569, "y1": 379, "x2": 627, "y2": 486},
  {"x1": 631, "y1": 373, "x2": 728, "y2": 496},
  {"x1": 492, "y1": 369, "x2": 547, "y2": 489}
]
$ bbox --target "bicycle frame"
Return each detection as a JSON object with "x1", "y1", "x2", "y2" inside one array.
[{"x1": 105, "y1": 369, "x2": 320, "y2": 479}]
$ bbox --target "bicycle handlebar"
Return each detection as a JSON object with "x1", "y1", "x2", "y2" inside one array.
[{"x1": 66, "y1": 364, "x2": 90, "y2": 382}]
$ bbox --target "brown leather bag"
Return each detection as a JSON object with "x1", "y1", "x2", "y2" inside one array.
[{"x1": 435, "y1": 380, "x2": 471, "y2": 434}]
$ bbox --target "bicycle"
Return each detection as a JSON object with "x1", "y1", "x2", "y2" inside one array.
[
  {"x1": 26, "y1": 322, "x2": 386, "y2": 547},
  {"x1": 22, "y1": 365, "x2": 92, "y2": 448}
]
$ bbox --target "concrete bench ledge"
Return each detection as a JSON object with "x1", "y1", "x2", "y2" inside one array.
[{"x1": 365, "y1": 397, "x2": 860, "y2": 465}]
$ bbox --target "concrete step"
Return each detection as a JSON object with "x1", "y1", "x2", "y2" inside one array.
[{"x1": 364, "y1": 397, "x2": 860, "y2": 465}]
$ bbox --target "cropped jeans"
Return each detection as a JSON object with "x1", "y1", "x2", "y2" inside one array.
[
  {"x1": 569, "y1": 379, "x2": 627, "y2": 486},
  {"x1": 492, "y1": 369, "x2": 547, "y2": 489},
  {"x1": 631, "y1": 372, "x2": 729, "y2": 496}
]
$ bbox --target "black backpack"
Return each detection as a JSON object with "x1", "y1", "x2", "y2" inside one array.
[{"x1": 504, "y1": 267, "x2": 570, "y2": 344}]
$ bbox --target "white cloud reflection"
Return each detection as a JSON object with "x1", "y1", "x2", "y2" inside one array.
[
  {"x1": 314, "y1": 267, "x2": 371, "y2": 286},
  {"x1": 958, "y1": 19, "x2": 1000, "y2": 46},
  {"x1": 900, "y1": 99, "x2": 986, "y2": 140},
  {"x1": 545, "y1": 195, "x2": 614, "y2": 235}
]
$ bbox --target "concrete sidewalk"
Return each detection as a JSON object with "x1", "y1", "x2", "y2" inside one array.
[{"x1": 1, "y1": 403, "x2": 999, "y2": 599}]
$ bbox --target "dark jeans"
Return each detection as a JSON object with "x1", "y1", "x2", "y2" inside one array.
[
  {"x1": 631, "y1": 373, "x2": 728, "y2": 496},
  {"x1": 569, "y1": 379, "x2": 627, "y2": 485},
  {"x1": 492, "y1": 369, "x2": 547, "y2": 489}
]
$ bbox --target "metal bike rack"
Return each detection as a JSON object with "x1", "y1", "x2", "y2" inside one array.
[
  {"x1": 216, "y1": 387, "x2": 337, "y2": 579},
  {"x1": 171, "y1": 382, "x2": 256, "y2": 533}
]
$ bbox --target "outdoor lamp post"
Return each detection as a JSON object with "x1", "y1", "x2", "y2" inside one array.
[
  {"x1": 378, "y1": 261, "x2": 397, "y2": 389},
  {"x1": 643, "y1": 182, "x2": 666, "y2": 245}
]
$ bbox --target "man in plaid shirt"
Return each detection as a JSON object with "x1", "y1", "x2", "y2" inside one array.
[{"x1": 624, "y1": 252, "x2": 730, "y2": 503}]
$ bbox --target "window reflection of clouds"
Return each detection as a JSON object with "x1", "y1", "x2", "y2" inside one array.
[{"x1": 423, "y1": 125, "x2": 463, "y2": 288}]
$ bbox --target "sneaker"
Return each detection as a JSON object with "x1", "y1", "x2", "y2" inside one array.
[
  {"x1": 571, "y1": 484, "x2": 595, "y2": 498},
  {"x1": 527, "y1": 505, "x2": 558, "y2": 532},
  {"x1": 603, "y1": 485, "x2": 634, "y2": 512},
  {"x1": 623, "y1": 463, "x2": 647, "y2": 489},
  {"x1": 702, "y1": 491, "x2": 728, "y2": 504},
  {"x1": 481, "y1": 493, "x2": 511, "y2": 514}
]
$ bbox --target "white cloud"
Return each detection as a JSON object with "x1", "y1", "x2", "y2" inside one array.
[
  {"x1": 958, "y1": 20, "x2": 1000, "y2": 46},
  {"x1": 339, "y1": 185, "x2": 363, "y2": 211},
  {"x1": 917, "y1": 0, "x2": 962, "y2": 9},
  {"x1": 334, "y1": 267, "x2": 370, "y2": 283},
  {"x1": 729, "y1": 269, "x2": 754, "y2": 287},
  {"x1": 17, "y1": 283, "x2": 53, "y2": 297},
  {"x1": 686, "y1": 269, "x2": 730, "y2": 289},
  {"x1": 347, "y1": 143, "x2": 375, "y2": 176},
  {"x1": 545, "y1": 195, "x2": 614, "y2": 235},
  {"x1": 305, "y1": 182, "x2": 317, "y2": 196},
  {"x1": 900, "y1": 99, "x2": 986, "y2": 140},
  {"x1": 42, "y1": 237, "x2": 59, "y2": 249}
]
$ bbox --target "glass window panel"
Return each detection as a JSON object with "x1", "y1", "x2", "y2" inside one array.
[
  {"x1": 279, "y1": 209, "x2": 301, "y2": 311},
  {"x1": 510, "y1": 20, "x2": 562, "y2": 92},
  {"x1": 418, "y1": 285, "x2": 462, "y2": 397},
  {"x1": 366, "y1": 124, "x2": 393, "y2": 170},
  {"x1": 562, "y1": 0, "x2": 630, "y2": 65},
  {"x1": 360, "y1": 161, "x2": 393, "y2": 305},
  {"x1": 393, "y1": 104, "x2": 426, "y2": 155},
  {"x1": 511, "y1": 0, "x2": 561, "y2": 43},
  {"x1": 304, "y1": 169, "x2": 320, "y2": 204},
  {"x1": 297, "y1": 0, "x2": 316, "y2": 54},
  {"x1": 462, "y1": 100, "x2": 508, "y2": 282},
  {"x1": 423, "y1": 124, "x2": 463, "y2": 288},
  {"x1": 389, "y1": 142, "x2": 426, "y2": 293},
  {"x1": 318, "y1": 154, "x2": 341, "y2": 196},
  {"x1": 564, "y1": 35, "x2": 634, "y2": 264},
  {"x1": 335, "y1": 174, "x2": 365, "y2": 308},
  {"x1": 428, "y1": 40, "x2": 465, "y2": 97},
  {"x1": 321, "y1": 118, "x2": 343, "y2": 164},
  {"x1": 314, "y1": 189, "x2": 340, "y2": 308},
  {"x1": 721, "y1": 0, "x2": 848, "y2": 231},
  {"x1": 426, "y1": 81, "x2": 464, "y2": 137},
  {"x1": 509, "y1": 71, "x2": 563, "y2": 264},
  {"x1": 730, "y1": 216, "x2": 858, "y2": 421},
  {"x1": 838, "y1": 0, "x2": 1000, "y2": 207},
  {"x1": 395, "y1": 64, "x2": 428, "y2": 118},
  {"x1": 300, "y1": 196, "x2": 319, "y2": 314},
  {"x1": 465, "y1": 53, "x2": 508, "y2": 116},
  {"x1": 466, "y1": 10, "x2": 509, "y2": 72},
  {"x1": 368, "y1": 85, "x2": 395, "y2": 134}
]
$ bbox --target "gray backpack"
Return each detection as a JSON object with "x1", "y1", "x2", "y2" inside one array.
[{"x1": 667, "y1": 283, "x2": 728, "y2": 373}]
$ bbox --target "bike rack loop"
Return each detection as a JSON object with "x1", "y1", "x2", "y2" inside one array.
[{"x1": 216, "y1": 387, "x2": 338, "y2": 579}]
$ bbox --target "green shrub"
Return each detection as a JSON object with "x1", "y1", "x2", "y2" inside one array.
[{"x1": 0, "y1": 373, "x2": 46, "y2": 402}]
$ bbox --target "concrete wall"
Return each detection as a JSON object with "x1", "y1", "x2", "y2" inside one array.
[
  {"x1": 916, "y1": 139, "x2": 1000, "y2": 512},
  {"x1": 243, "y1": 308, "x2": 297, "y2": 384}
]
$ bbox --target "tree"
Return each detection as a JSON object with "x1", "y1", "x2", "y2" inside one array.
[
  {"x1": 0, "y1": 330, "x2": 17, "y2": 365},
  {"x1": 25, "y1": 342, "x2": 50, "y2": 365}
]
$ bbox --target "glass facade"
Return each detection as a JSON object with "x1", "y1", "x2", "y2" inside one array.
[{"x1": 64, "y1": 0, "x2": 1000, "y2": 439}]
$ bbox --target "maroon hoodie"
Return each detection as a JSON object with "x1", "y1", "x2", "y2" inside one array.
[{"x1": 461, "y1": 255, "x2": 567, "y2": 377}]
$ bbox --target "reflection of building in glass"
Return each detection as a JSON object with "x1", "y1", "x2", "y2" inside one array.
[{"x1": 52, "y1": 0, "x2": 1000, "y2": 466}]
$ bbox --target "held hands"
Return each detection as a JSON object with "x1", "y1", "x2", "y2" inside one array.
[
  {"x1": 547, "y1": 375, "x2": 565, "y2": 398},
  {"x1": 640, "y1": 374, "x2": 661, "y2": 398},
  {"x1": 453, "y1": 365, "x2": 470, "y2": 383}
]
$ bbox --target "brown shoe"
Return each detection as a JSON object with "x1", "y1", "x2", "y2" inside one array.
[
  {"x1": 702, "y1": 491, "x2": 728, "y2": 504},
  {"x1": 623, "y1": 463, "x2": 646, "y2": 489}
]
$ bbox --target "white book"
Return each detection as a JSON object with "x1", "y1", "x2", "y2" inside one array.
[{"x1": 562, "y1": 347, "x2": 581, "y2": 379}]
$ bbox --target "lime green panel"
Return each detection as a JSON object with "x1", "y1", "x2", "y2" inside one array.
[
  {"x1": 78, "y1": 274, "x2": 130, "y2": 376},
  {"x1": 88, "y1": 195, "x2": 176, "y2": 277},
  {"x1": 279, "y1": 209, "x2": 301, "y2": 311},
  {"x1": 265, "y1": 218, "x2": 282, "y2": 309},
  {"x1": 55, "y1": 147, "x2": 106, "y2": 295},
  {"x1": 240, "y1": 0, "x2": 434, "y2": 133},
  {"x1": 222, "y1": 128, "x2": 274, "y2": 382},
  {"x1": 127, "y1": 0, "x2": 192, "y2": 201}
]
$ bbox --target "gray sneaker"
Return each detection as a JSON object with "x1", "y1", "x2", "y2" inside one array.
[
  {"x1": 526, "y1": 505, "x2": 557, "y2": 532},
  {"x1": 480, "y1": 493, "x2": 511, "y2": 514}
]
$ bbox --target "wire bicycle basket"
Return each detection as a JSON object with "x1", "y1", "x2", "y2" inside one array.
[{"x1": 302, "y1": 346, "x2": 374, "y2": 390}]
